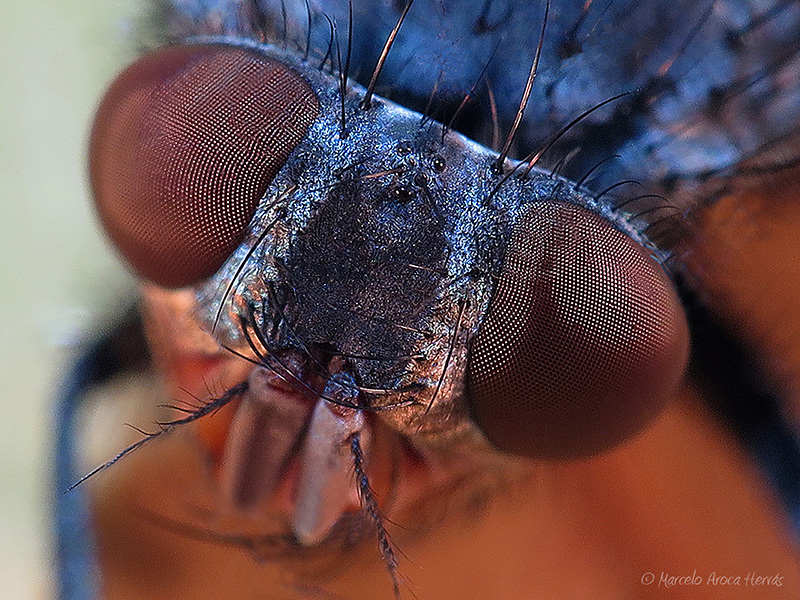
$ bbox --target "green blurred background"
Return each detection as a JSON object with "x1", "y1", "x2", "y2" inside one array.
[{"x1": 0, "y1": 2, "x2": 144, "y2": 597}]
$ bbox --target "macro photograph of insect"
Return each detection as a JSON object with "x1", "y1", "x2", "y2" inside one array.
[{"x1": 2, "y1": 0, "x2": 800, "y2": 598}]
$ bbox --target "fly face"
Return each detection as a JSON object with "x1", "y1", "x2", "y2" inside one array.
[
  {"x1": 85, "y1": 35, "x2": 689, "y2": 592},
  {"x1": 62, "y1": 0, "x2": 800, "y2": 598}
]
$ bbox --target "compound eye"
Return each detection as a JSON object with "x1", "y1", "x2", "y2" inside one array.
[
  {"x1": 89, "y1": 45, "x2": 319, "y2": 288},
  {"x1": 466, "y1": 202, "x2": 689, "y2": 459}
]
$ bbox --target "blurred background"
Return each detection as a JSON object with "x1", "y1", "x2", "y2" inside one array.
[{"x1": 0, "y1": 2, "x2": 139, "y2": 597}]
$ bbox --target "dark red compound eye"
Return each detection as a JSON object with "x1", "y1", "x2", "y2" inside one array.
[
  {"x1": 89, "y1": 44, "x2": 319, "y2": 288},
  {"x1": 467, "y1": 202, "x2": 690, "y2": 459}
]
